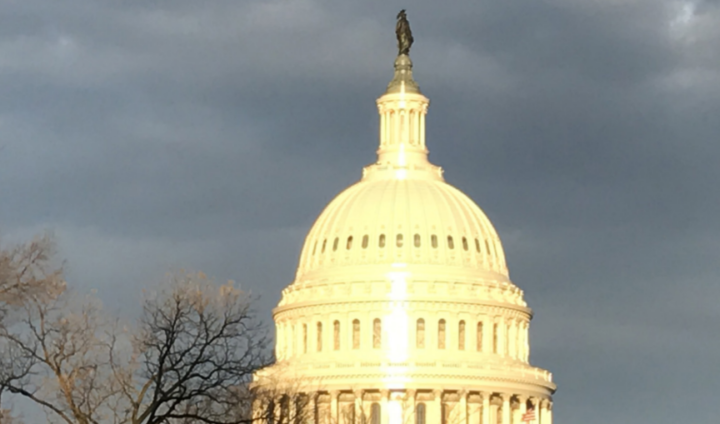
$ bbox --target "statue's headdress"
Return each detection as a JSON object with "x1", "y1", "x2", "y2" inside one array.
[{"x1": 397, "y1": 9, "x2": 406, "y2": 19}]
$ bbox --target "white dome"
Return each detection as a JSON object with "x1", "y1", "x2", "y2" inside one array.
[
  {"x1": 256, "y1": 53, "x2": 555, "y2": 420},
  {"x1": 295, "y1": 175, "x2": 508, "y2": 282}
]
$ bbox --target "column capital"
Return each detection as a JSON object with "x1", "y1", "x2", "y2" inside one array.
[
  {"x1": 478, "y1": 391, "x2": 492, "y2": 400},
  {"x1": 433, "y1": 389, "x2": 443, "y2": 399},
  {"x1": 499, "y1": 392, "x2": 513, "y2": 401},
  {"x1": 406, "y1": 389, "x2": 417, "y2": 399},
  {"x1": 380, "y1": 389, "x2": 390, "y2": 399}
]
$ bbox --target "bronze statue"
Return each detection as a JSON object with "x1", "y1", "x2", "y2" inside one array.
[{"x1": 396, "y1": 9, "x2": 414, "y2": 56}]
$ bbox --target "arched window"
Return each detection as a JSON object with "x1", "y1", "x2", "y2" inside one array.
[
  {"x1": 373, "y1": 318, "x2": 382, "y2": 349},
  {"x1": 396, "y1": 233, "x2": 404, "y2": 247},
  {"x1": 352, "y1": 319, "x2": 360, "y2": 349},
  {"x1": 475, "y1": 238, "x2": 481, "y2": 253},
  {"x1": 506, "y1": 323, "x2": 511, "y2": 355},
  {"x1": 347, "y1": 236, "x2": 353, "y2": 250},
  {"x1": 431, "y1": 235, "x2": 438, "y2": 248},
  {"x1": 458, "y1": 320, "x2": 466, "y2": 350},
  {"x1": 379, "y1": 234, "x2": 386, "y2": 248},
  {"x1": 333, "y1": 237, "x2": 339, "y2": 251},
  {"x1": 462, "y1": 237, "x2": 469, "y2": 251},
  {"x1": 370, "y1": 403, "x2": 381, "y2": 424},
  {"x1": 476, "y1": 322, "x2": 483, "y2": 352},
  {"x1": 303, "y1": 324, "x2": 308, "y2": 353},
  {"x1": 333, "y1": 320, "x2": 340, "y2": 351},
  {"x1": 416, "y1": 403, "x2": 426, "y2": 424},
  {"x1": 414, "y1": 233, "x2": 421, "y2": 247},
  {"x1": 321, "y1": 239, "x2": 327, "y2": 253},
  {"x1": 362, "y1": 235, "x2": 369, "y2": 249},
  {"x1": 312, "y1": 242, "x2": 317, "y2": 255},
  {"x1": 447, "y1": 236, "x2": 455, "y2": 250},
  {"x1": 416, "y1": 319, "x2": 425, "y2": 349},
  {"x1": 493, "y1": 323, "x2": 499, "y2": 354},
  {"x1": 485, "y1": 240, "x2": 491, "y2": 255},
  {"x1": 438, "y1": 319, "x2": 446, "y2": 349},
  {"x1": 316, "y1": 322, "x2": 323, "y2": 352}
]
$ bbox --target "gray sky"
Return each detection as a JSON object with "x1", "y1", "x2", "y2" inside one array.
[{"x1": 1, "y1": 0, "x2": 719, "y2": 422}]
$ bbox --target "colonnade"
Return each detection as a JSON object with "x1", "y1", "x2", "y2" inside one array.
[
  {"x1": 276, "y1": 314, "x2": 530, "y2": 363},
  {"x1": 262, "y1": 390, "x2": 552, "y2": 424}
]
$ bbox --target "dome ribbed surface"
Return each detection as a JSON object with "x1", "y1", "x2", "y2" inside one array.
[{"x1": 295, "y1": 176, "x2": 508, "y2": 282}]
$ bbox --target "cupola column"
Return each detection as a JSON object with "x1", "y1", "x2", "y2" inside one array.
[{"x1": 376, "y1": 54, "x2": 431, "y2": 168}]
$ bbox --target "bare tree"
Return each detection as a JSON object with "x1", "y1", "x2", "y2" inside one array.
[
  {"x1": 1, "y1": 237, "x2": 305, "y2": 424},
  {"x1": 111, "y1": 271, "x2": 278, "y2": 424},
  {"x1": 0, "y1": 234, "x2": 65, "y2": 324}
]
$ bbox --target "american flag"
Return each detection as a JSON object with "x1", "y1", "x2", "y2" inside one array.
[{"x1": 521, "y1": 407, "x2": 536, "y2": 423}]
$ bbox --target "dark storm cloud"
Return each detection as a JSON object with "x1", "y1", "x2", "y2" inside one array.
[{"x1": 1, "y1": 1, "x2": 718, "y2": 423}]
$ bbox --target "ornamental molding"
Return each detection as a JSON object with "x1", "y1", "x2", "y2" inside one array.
[{"x1": 273, "y1": 300, "x2": 531, "y2": 321}]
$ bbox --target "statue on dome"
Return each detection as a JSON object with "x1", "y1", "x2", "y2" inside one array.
[{"x1": 396, "y1": 9, "x2": 414, "y2": 56}]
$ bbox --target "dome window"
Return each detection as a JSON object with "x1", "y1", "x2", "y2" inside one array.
[
  {"x1": 333, "y1": 320, "x2": 341, "y2": 350},
  {"x1": 370, "y1": 403, "x2": 381, "y2": 424},
  {"x1": 485, "y1": 240, "x2": 491, "y2": 255},
  {"x1": 475, "y1": 238, "x2": 481, "y2": 253},
  {"x1": 458, "y1": 320, "x2": 466, "y2": 350},
  {"x1": 317, "y1": 322, "x2": 323, "y2": 352},
  {"x1": 416, "y1": 319, "x2": 425, "y2": 348},
  {"x1": 493, "y1": 323, "x2": 499, "y2": 354},
  {"x1": 476, "y1": 322, "x2": 483, "y2": 352},
  {"x1": 438, "y1": 319, "x2": 446, "y2": 349},
  {"x1": 416, "y1": 403, "x2": 426, "y2": 424},
  {"x1": 462, "y1": 237, "x2": 469, "y2": 251},
  {"x1": 373, "y1": 318, "x2": 382, "y2": 349},
  {"x1": 346, "y1": 236, "x2": 353, "y2": 250},
  {"x1": 396, "y1": 234, "x2": 404, "y2": 247},
  {"x1": 321, "y1": 239, "x2": 327, "y2": 253},
  {"x1": 414, "y1": 234, "x2": 421, "y2": 247},
  {"x1": 352, "y1": 319, "x2": 360, "y2": 349},
  {"x1": 312, "y1": 242, "x2": 317, "y2": 255},
  {"x1": 431, "y1": 235, "x2": 438, "y2": 248},
  {"x1": 332, "y1": 237, "x2": 339, "y2": 251},
  {"x1": 362, "y1": 235, "x2": 369, "y2": 249},
  {"x1": 447, "y1": 236, "x2": 455, "y2": 250},
  {"x1": 379, "y1": 234, "x2": 386, "y2": 248},
  {"x1": 303, "y1": 324, "x2": 308, "y2": 353}
]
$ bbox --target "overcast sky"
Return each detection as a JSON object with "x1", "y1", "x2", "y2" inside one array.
[{"x1": 1, "y1": 0, "x2": 719, "y2": 422}]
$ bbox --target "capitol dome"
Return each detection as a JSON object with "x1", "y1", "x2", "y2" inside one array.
[
  {"x1": 255, "y1": 33, "x2": 555, "y2": 424},
  {"x1": 295, "y1": 176, "x2": 509, "y2": 281}
]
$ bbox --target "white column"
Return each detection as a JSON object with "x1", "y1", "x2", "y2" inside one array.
[
  {"x1": 518, "y1": 395, "x2": 527, "y2": 424},
  {"x1": 547, "y1": 401, "x2": 553, "y2": 424},
  {"x1": 540, "y1": 400, "x2": 549, "y2": 424},
  {"x1": 459, "y1": 391, "x2": 468, "y2": 424},
  {"x1": 433, "y1": 390, "x2": 443, "y2": 424},
  {"x1": 480, "y1": 392, "x2": 490, "y2": 424},
  {"x1": 330, "y1": 391, "x2": 339, "y2": 424},
  {"x1": 354, "y1": 389, "x2": 363, "y2": 424},
  {"x1": 484, "y1": 319, "x2": 493, "y2": 354},
  {"x1": 501, "y1": 394, "x2": 511, "y2": 424},
  {"x1": 408, "y1": 389, "x2": 416, "y2": 424},
  {"x1": 419, "y1": 110, "x2": 426, "y2": 148},
  {"x1": 381, "y1": 390, "x2": 390, "y2": 424}
]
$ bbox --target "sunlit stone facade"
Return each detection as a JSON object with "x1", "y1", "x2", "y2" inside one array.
[{"x1": 255, "y1": 53, "x2": 556, "y2": 424}]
